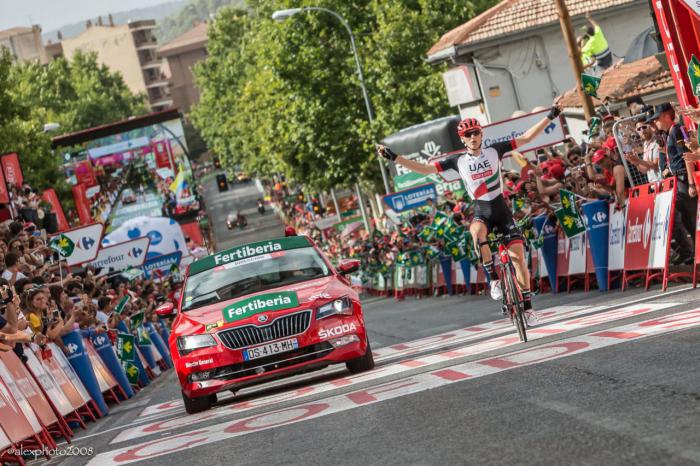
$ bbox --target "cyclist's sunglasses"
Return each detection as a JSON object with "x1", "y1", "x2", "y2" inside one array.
[
  {"x1": 463, "y1": 130, "x2": 482, "y2": 138},
  {"x1": 635, "y1": 125, "x2": 649, "y2": 132}
]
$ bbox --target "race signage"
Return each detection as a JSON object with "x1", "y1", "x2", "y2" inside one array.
[
  {"x1": 480, "y1": 109, "x2": 566, "y2": 155},
  {"x1": 116, "y1": 333, "x2": 135, "y2": 362},
  {"x1": 72, "y1": 183, "x2": 93, "y2": 225},
  {"x1": 624, "y1": 186, "x2": 653, "y2": 271},
  {"x1": 49, "y1": 223, "x2": 104, "y2": 266},
  {"x1": 41, "y1": 188, "x2": 69, "y2": 231},
  {"x1": 190, "y1": 237, "x2": 311, "y2": 275},
  {"x1": 647, "y1": 184, "x2": 674, "y2": 269},
  {"x1": 687, "y1": 54, "x2": 700, "y2": 96},
  {"x1": 141, "y1": 251, "x2": 183, "y2": 279},
  {"x1": 0, "y1": 152, "x2": 23, "y2": 187},
  {"x1": 89, "y1": 237, "x2": 151, "y2": 275},
  {"x1": 608, "y1": 203, "x2": 626, "y2": 272},
  {"x1": 382, "y1": 183, "x2": 437, "y2": 213},
  {"x1": 222, "y1": 291, "x2": 298, "y2": 323}
]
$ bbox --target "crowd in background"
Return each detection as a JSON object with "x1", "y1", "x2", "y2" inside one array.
[{"x1": 272, "y1": 96, "x2": 700, "y2": 274}]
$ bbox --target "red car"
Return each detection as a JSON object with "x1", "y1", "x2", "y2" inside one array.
[{"x1": 169, "y1": 235, "x2": 373, "y2": 414}]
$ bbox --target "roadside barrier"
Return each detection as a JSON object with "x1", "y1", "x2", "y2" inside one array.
[
  {"x1": 354, "y1": 177, "x2": 695, "y2": 298},
  {"x1": 0, "y1": 316, "x2": 172, "y2": 461}
]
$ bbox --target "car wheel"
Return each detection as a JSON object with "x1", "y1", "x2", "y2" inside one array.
[
  {"x1": 346, "y1": 339, "x2": 375, "y2": 374},
  {"x1": 182, "y1": 390, "x2": 212, "y2": 414}
]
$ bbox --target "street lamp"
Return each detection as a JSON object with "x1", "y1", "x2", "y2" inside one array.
[{"x1": 271, "y1": 6, "x2": 392, "y2": 196}]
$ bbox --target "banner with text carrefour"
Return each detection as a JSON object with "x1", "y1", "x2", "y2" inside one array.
[
  {"x1": 49, "y1": 223, "x2": 104, "y2": 266},
  {"x1": 382, "y1": 183, "x2": 437, "y2": 213},
  {"x1": 89, "y1": 237, "x2": 151, "y2": 276},
  {"x1": 582, "y1": 200, "x2": 610, "y2": 291}
]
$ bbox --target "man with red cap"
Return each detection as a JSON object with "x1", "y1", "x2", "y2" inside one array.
[{"x1": 377, "y1": 98, "x2": 563, "y2": 323}]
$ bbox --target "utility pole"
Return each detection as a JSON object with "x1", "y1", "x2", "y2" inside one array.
[{"x1": 554, "y1": 0, "x2": 595, "y2": 120}]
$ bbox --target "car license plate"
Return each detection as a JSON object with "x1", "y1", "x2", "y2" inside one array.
[{"x1": 243, "y1": 338, "x2": 298, "y2": 361}]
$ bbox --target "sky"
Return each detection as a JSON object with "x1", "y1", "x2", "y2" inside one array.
[{"x1": 0, "y1": 0, "x2": 170, "y2": 32}]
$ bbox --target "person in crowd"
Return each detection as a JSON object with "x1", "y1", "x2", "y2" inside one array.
[
  {"x1": 647, "y1": 103, "x2": 697, "y2": 264},
  {"x1": 625, "y1": 120, "x2": 661, "y2": 182},
  {"x1": 580, "y1": 12, "x2": 612, "y2": 72},
  {"x1": 2, "y1": 252, "x2": 27, "y2": 284}
]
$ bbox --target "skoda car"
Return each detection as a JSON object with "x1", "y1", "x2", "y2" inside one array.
[{"x1": 170, "y1": 235, "x2": 373, "y2": 414}]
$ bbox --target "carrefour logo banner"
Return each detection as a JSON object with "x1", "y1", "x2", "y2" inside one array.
[
  {"x1": 89, "y1": 237, "x2": 151, "y2": 276},
  {"x1": 49, "y1": 223, "x2": 104, "y2": 266},
  {"x1": 222, "y1": 291, "x2": 299, "y2": 323},
  {"x1": 383, "y1": 183, "x2": 437, "y2": 213}
]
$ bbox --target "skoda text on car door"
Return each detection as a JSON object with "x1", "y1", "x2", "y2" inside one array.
[{"x1": 170, "y1": 235, "x2": 374, "y2": 414}]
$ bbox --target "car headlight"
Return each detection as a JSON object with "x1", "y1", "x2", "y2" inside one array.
[
  {"x1": 316, "y1": 296, "x2": 353, "y2": 319},
  {"x1": 177, "y1": 334, "x2": 217, "y2": 355}
]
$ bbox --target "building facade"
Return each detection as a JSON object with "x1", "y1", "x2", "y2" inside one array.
[
  {"x1": 60, "y1": 20, "x2": 172, "y2": 111},
  {"x1": 427, "y1": 0, "x2": 659, "y2": 131},
  {"x1": 157, "y1": 22, "x2": 208, "y2": 113},
  {"x1": 0, "y1": 25, "x2": 48, "y2": 63}
]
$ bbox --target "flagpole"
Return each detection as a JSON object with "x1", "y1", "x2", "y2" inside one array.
[{"x1": 58, "y1": 259, "x2": 64, "y2": 288}]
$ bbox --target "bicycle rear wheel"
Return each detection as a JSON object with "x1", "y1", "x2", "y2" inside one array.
[{"x1": 504, "y1": 265, "x2": 527, "y2": 342}]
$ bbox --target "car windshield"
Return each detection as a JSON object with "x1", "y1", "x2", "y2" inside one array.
[{"x1": 182, "y1": 247, "x2": 330, "y2": 311}]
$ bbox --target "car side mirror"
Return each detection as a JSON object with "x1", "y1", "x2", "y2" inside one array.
[
  {"x1": 338, "y1": 259, "x2": 360, "y2": 275},
  {"x1": 155, "y1": 302, "x2": 176, "y2": 317}
]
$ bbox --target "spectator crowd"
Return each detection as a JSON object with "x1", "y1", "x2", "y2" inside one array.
[{"x1": 272, "y1": 97, "x2": 700, "y2": 279}]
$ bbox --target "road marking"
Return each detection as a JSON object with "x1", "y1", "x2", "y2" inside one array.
[
  {"x1": 111, "y1": 302, "x2": 677, "y2": 444},
  {"x1": 90, "y1": 307, "x2": 700, "y2": 465}
]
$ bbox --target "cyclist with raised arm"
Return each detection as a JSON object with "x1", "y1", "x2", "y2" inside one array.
[{"x1": 377, "y1": 102, "x2": 562, "y2": 322}]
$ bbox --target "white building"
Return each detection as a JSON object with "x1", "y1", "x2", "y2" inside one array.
[{"x1": 427, "y1": 0, "x2": 663, "y2": 133}]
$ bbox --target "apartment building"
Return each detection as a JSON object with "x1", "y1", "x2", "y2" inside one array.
[
  {"x1": 0, "y1": 25, "x2": 48, "y2": 63},
  {"x1": 60, "y1": 19, "x2": 172, "y2": 111},
  {"x1": 157, "y1": 22, "x2": 208, "y2": 113}
]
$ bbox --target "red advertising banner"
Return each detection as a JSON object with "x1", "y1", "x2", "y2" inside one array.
[
  {"x1": 72, "y1": 183, "x2": 93, "y2": 225},
  {"x1": 75, "y1": 159, "x2": 98, "y2": 187},
  {"x1": 42, "y1": 188, "x2": 69, "y2": 231},
  {"x1": 0, "y1": 166, "x2": 9, "y2": 204},
  {"x1": 0, "y1": 152, "x2": 23, "y2": 188},
  {"x1": 153, "y1": 140, "x2": 172, "y2": 169},
  {"x1": 624, "y1": 184, "x2": 655, "y2": 272}
]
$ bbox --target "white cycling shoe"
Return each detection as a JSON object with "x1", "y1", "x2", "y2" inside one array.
[
  {"x1": 489, "y1": 280, "x2": 502, "y2": 301},
  {"x1": 524, "y1": 307, "x2": 539, "y2": 327}
]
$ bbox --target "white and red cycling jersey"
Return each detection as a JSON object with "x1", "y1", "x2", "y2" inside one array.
[{"x1": 433, "y1": 139, "x2": 517, "y2": 202}]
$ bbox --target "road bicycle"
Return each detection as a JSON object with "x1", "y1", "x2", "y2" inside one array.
[{"x1": 484, "y1": 233, "x2": 528, "y2": 342}]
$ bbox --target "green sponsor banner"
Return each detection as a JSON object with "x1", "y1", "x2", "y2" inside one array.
[
  {"x1": 129, "y1": 311, "x2": 144, "y2": 329},
  {"x1": 408, "y1": 250, "x2": 424, "y2": 266},
  {"x1": 581, "y1": 73, "x2": 601, "y2": 98},
  {"x1": 424, "y1": 245, "x2": 441, "y2": 259},
  {"x1": 418, "y1": 226, "x2": 434, "y2": 241},
  {"x1": 116, "y1": 333, "x2": 135, "y2": 362},
  {"x1": 222, "y1": 291, "x2": 298, "y2": 323},
  {"x1": 443, "y1": 223, "x2": 464, "y2": 244},
  {"x1": 445, "y1": 239, "x2": 468, "y2": 262},
  {"x1": 114, "y1": 295, "x2": 130, "y2": 315},
  {"x1": 121, "y1": 268, "x2": 144, "y2": 281},
  {"x1": 121, "y1": 361, "x2": 140, "y2": 384},
  {"x1": 555, "y1": 208, "x2": 586, "y2": 238},
  {"x1": 560, "y1": 189, "x2": 578, "y2": 215},
  {"x1": 190, "y1": 236, "x2": 312, "y2": 275},
  {"x1": 512, "y1": 197, "x2": 528, "y2": 215},
  {"x1": 137, "y1": 326, "x2": 152, "y2": 345},
  {"x1": 688, "y1": 55, "x2": 700, "y2": 96},
  {"x1": 49, "y1": 234, "x2": 75, "y2": 257}
]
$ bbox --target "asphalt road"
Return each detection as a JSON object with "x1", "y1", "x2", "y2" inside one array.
[{"x1": 48, "y1": 178, "x2": 700, "y2": 466}]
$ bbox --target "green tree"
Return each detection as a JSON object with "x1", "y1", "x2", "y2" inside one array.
[
  {"x1": 0, "y1": 49, "x2": 147, "y2": 198},
  {"x1": 192, "y1": 0, "x2": 497, "y2": 192}
]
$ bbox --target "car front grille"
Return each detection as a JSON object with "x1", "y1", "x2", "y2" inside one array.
[{"x1": 217, "y1": 310, "x2": 312, "y2": 350}]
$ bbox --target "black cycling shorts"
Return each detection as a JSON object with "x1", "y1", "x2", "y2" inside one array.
[{"x1": 472, "y1": 195, "x2": 524, "y2": 246}]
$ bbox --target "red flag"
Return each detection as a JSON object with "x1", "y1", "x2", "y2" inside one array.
[
  {"x1": 72, "y1": 183, "x2": 93, "y2": 225},
  {"x1": 1, "y1": 152, "x2": 23, "y2": 188},
  {"x1": 75, "y1": 159, "x2": 97, "y2": 187},
  {"x1": 0, "y1": 167, "x2": 9, "y2": 204},
  {"x1": 41, "y1": 188, "x2": 69, "y2": 231}
]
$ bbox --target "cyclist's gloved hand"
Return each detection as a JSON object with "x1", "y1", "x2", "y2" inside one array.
[
  {"x1": 376, "y1": 144, "x2": 398, "y2": 161},
  {"x1": 547, "y1": 105, "x2": 562, "y2": 121}
]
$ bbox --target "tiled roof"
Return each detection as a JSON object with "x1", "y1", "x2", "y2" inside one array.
[
  {"x1": 558, "y1": 56, "x2": 673, "y2": 108},
  {"x1": 0, "y1": 27, "x2": 33, "y2": 40},
  {"x1": 428, "y1": 0, "x2": 638, "y2": 56},
  {"x1": 157, "y1": 22, "x2": 208, "y2": 56}
]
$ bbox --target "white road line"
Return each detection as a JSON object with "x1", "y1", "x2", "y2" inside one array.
[
  {"x1": 110, "y1": 302, "x2": 677, "y2": 444},
  {"x1": 90, "y1": 307, "x2": 700, "y2": 465}
]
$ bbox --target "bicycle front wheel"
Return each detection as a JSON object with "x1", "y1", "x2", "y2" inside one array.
[{"x1": 505, "y1": 264, "x2": 527, "y2": 343}]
